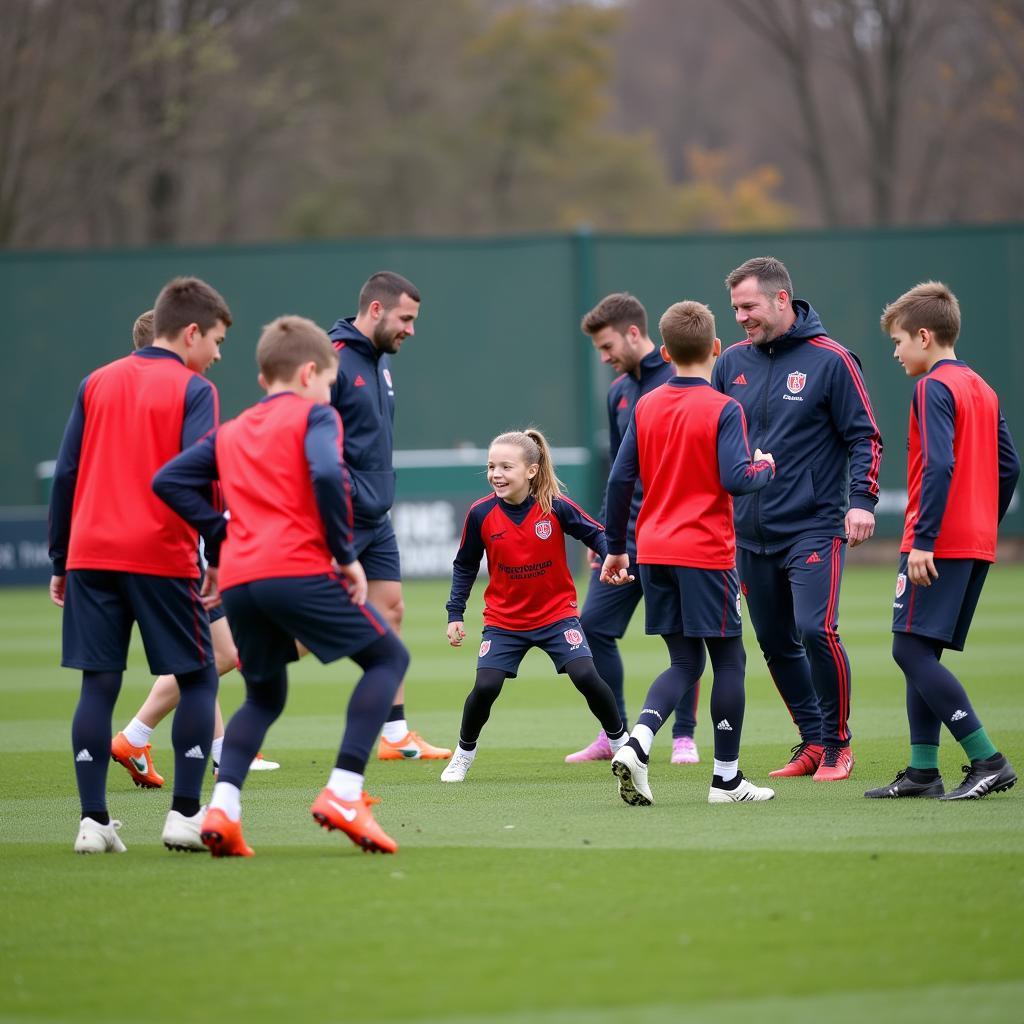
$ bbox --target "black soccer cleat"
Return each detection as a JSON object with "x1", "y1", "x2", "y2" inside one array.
[
  {"x1": 863, "y1": 768, "x2": 944, "y2": 799},
  {"x1": 938, "y1": 754, "x2": 1017, "y2": 801}
]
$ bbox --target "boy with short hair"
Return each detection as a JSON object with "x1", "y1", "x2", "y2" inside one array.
[
  {"x1": 49, "y1": 276, "x2": 231, "y2": 854},
  {"x1": 154, "y1": 315, "x2": 409, "y2": 855},
  {"x1": 602, "y1": 300, "x2": 777, "y2": 805},
  {"x1": 866, "y1": 281, "x2": 1019, "y2": 800}
]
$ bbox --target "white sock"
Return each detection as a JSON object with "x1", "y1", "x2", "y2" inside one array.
[
  {"x1": 714, "y1": 758, "x2": 739, "y2": 783},
  {"x1": 382, "y1": 719, "x2": 408, "y2": 743},
  {"x1": 630, "y1": 724, "x2": 655, "y2": 756},
  {"x1": 211, "y1": 736, "x2": 224, "y2": 766},
  {"x1": 455, "y1": 744, "x2": 477, "y2": 761},
  {"x1": 209, "y1": 782, "x2": 241, "y2": 822},
  {"x1": 123, "y1": 717, "x2": 153, "y2": 748},
  {"x1": 609, "y1": 731, "x2": 629, "y2": 753},
  {"x1": 327, "y1": 768, "x2": 363, "y2": 801}
]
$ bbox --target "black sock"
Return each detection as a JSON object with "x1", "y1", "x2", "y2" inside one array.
[
  {"x1": 626, "y1": 737, "x2": 649, "y2": 764},
  {"x1": 459, "y1": 738, "x2": 478, "y2": 751},
  {"x1": 82, "y1": 810, "x2": 110, "y2": 826},
  {"x1": 712, "y1": 772, "x2": 743, "y2": 790},
  {"x1": 172, "y1": 796, "x2": 200, "y2": 818},
  {"x1": 906, "y1": 767, "x2": 940, "y2": 782},
  {"x1": 387, "y1": 703, "x2": 405, "y2": 722},
  {"x1": 607, "y1": 726, "x2": 627, "y2": 741}
]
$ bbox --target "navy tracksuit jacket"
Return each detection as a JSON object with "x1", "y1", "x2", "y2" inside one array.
[{"x1": 711, "y1": 300, "x2": 883, "y2": 749}]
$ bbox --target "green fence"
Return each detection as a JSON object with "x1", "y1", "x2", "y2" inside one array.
[{"x1": 3, "y1": 225, "x2": 1022, "y2": 541}]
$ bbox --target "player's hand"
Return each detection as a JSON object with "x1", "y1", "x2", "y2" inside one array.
[
  {"x1": 600, "y1": 553, "x2": 635, "y2": 586},
  {"x1": 754, "y1": 447, "x2": 775, "y2": 470},
  {"x1": 338, "y1": 559, "x2": 368, "y2": 605},
  {"x1": 200, "y1": 565, "x2": 222, "y2": 610},
  {"x1": 907, "y1": 548, "x2": 938, "y2": 587},
  {"x1": 49, "y1": 574, "x2": 66, "y2": 608},
  {"x1": 845, "y1": 508, "x2": 875, "y2": 548},
  {"x1": 447, "y1": 621, "x2": 466, "y2": 647}
]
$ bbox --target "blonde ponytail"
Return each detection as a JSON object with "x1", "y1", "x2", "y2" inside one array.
[{"x1": 490, "y1": 428, "x2": 566, "y2": 515}]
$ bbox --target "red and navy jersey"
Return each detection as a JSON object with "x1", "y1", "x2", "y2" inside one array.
[
  {"x1": 711, "y1": 300, "x2": 882, "y2": 554},
  {"x1": 606, "y1": 378, "x2": 774, "y2": 569},
  {"x1": 604, "y1": 349, "x2": 675, "y2": 550},
  {"x1": 327, "y1": 317, "x2": 396, "y2": 526},
  {"x1": 446, "y1": 494, "x2": 606, "y2": 631},
  {"x1": 153, "y1": 392, "x2": 355, "y2": 589},
  {"x1": 48, "y1": 347, "x2": 218, "y2": 578},
  {"x1": 902, "y1": 359, "x2": 1020, "y2": 560}
]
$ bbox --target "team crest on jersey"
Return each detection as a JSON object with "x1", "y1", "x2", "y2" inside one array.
[
  {"x1": 895, "y1": 573, "x2": 907, "y2": 598},
  {"x1": 786, "y1": 371, "x2": 807, "y2": 394},
  {"x1": 564, "y1": 628, "x2": 584, "y2": 648},
  {"x1": 479, "y1": 640, "x2": 491, "y2": 657},
  {"x1": 383, "y1": 368, "x2": 393, "y2": 388},
  {"x1": 535, "y1": 520, "x2": 552, "y2": 540}
]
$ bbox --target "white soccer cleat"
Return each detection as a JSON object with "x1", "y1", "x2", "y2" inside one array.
[
  {"x1": 708, "y1": 773, "x2": 775, "y2": 804},
  {"x1": 249, "y1": 754, "x2": 280, "y2": 771},
  {"x1": 74, "y1": 817, "x2": 127, "y2": 854},
  {"x1": 162, "y1": 807, "x2": 208, "y2": 851},
  {"x1": 611, "y1": 745, "x2": 654, "y2": 806},
  {"x1": 440, "y1": 747, "x2": 476, "y2": 782}
]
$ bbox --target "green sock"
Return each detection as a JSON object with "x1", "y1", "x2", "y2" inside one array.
[
  {"x1": 960, "y1": 727, "x2": 997, "y2": 763},
  {"x1": 910, "y1": 743, "x2": 940, "y2": 770}
]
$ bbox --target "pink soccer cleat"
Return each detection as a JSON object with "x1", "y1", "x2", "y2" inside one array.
[
  {"x1": 565, "y1": 730, "x2": 613, "y2": 763},
  {"x1": 670, "y1": 736, "x2": 700, "y2": 764}
]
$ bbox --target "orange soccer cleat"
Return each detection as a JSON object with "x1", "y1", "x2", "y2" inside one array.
[
  {"x1": 813, "y1": 745, "x2": 855, "y2": 781},
  {"x1": 111, "y1": 732, "x2": 164, "y2": 789},
  {"x1": 377, "y1": 731, "x2": 452, "y2": 761},
  {"x1": 769, "y1": 741, "x2": 824, "y2": 778},
  {"x1": 200, "y1": 808, "x2": 254, "y2": 857},
  {"x1": 310, "y1": 788, "x2": 397, "y2": 854}
]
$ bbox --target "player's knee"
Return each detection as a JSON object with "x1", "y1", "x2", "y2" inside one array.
[
  {"x1": 360, "y1": 630, "x2": 410, "y2": 679},
  {"x1": 891, "y1": 632, "x2": 928, "y2": 672},
  {"x1": 244, "y1": 673, "x2": 288, "y2": 715}
]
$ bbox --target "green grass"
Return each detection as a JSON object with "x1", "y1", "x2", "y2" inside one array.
[{"x1": 2, "y1": 567, "x2": 1022, "y2": 1024}]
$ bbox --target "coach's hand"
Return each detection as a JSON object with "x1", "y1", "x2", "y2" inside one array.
[
  {"x1": 447, "y1": 621, "x2": 466, "y2": 647},
  {"x1": 907, "y1": 547, "x2": 938, "y2": 587},
  {"x1": 200, "y1": 565, "x2": 221, "y2": 610},
  {"x1": 49, "y1": 574, "x2": 66, "y2": 608},
  {"x1": 845, "y1": 508, "x2": 875, "y2": 548},
  {"x1": 338, "y1": 559, "x2": 368, "y2": 605},
  {"x1": 600, "y1": 553, "x2": 635, "y2": 586}
]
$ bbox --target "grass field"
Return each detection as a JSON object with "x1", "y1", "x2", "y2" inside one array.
[{"x1": 2, "y1": 567, "x2": 1022, "y2": 1024}]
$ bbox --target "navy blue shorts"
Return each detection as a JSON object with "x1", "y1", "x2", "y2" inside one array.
[
  {"x1": 580, "y1": 563, "x2": 643, "y2": 638},
  {"x1": 354, "y1": 518, "x2": 401, "y2": 582},
  {"x1": 476, "y1": 617, "x2": 593, "y2": 677},
  {"x1": 222, "y1": 572, "x2": 391, "y2": 676},
  {"x1": 639, "y1": 564, "x2": 742, "y2": 638},
  {"x1": 62, "y1": 569, "x2": 213, "y2": 675},
  {"x1": 891, "y1": 554, "x2": 989, "y2": 651}
]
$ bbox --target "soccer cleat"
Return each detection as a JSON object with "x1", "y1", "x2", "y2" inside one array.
[
  {"x1": 864, "y1": 768, "x2": 944, "y2": 799},
  {"x1": 440, "y1": 747, "x2": 476, "y2": 782},
  {"x1": 813, "y1": 745, "x2": 855, "y2": 781},
  {"x1": 564, "y1": 730, "x2": 613, "y2": 763},
  {"x1": 111, "y1": 732, "x2": 164, "y2": 789},
  {"x1": 74, "y1": 817, "x2": 127, "y2": 854},
  {"x1": 249, "y1": 753, "x2": 281, "y2": 771},
  {"x1": 769, "y1": 741, "x2": 824, "y2": 778},
  {"x1": 310, "y1": 788, "x2": 398, "y2": 854},
  {"x1": 200, "y1": 808, "x2": 254, "y2": 857},
  {"x1": 378, "y1": 731, "x2": 452, "y2": 761},
  {"x1": 708, "y1": 773, "x2": 775, "y2": 803},
  {"x1": 611, "y1": 746, "x2": 654, "y2": 806},
  {"x1": 162, "y1": 808, "x2": 207, "y2": 851},
  {"x1": 938, "y1": 754, "x2": 1017, "y2": 801},
  {"x1": 670, "y1": 736, "x2": 700, "y2": 765}
]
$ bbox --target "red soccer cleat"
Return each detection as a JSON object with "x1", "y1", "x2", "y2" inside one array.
[
  {"x1": 769, "y1": 741, "x2": 824, "y2": 778},
  {"x1": 200, "y1": 808, "x2": 254, "y2": 857},
  {"x1": 111, "y1": 732, "x2": 164, "y2": 789},
  {"x1": 813, "y1": 745, "x2": 855, "y2": 781},
  {"x1": 310, "y1": 788, "x2": 397, "y2": 854}
]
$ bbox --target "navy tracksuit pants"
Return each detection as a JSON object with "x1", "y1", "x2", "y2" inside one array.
[{"x1": 737, "y1": 535, "x2": 852, "y2": 749}]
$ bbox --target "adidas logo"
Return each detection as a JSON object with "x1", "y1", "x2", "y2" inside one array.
[
  {"x1": 75, "y1": 749, "x2": 93, "y2": 763},
  {"x1": 806, "y1": 551, "x2": 821, "y2": 564},
  {"x1": 353, "y1": 374, "x2": 367, "y2": 387},
  {"x1": 184, "y1": 745, "x2": 204, "y2": 759},
  {"x1": 732, "y1": 374, "x2": 748, "y2": 385},
  {"x1": 716, "y1": 719, "x2": 733, "y2": 731},
  {"x1": 951, "y1": 709, "x2": 968, "y2": 722}
]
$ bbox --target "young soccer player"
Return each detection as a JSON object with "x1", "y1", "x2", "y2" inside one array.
[
  {"x1": 865, "y1": 282, "x2": 1019, "y2": 800},
  {"x1": 49, "y1": 277, "x2": 231, "y2": 854},
  {"x1": 111, "y1": 309, "x2": 279, "y2": 787},
  {"x1": 440, "y1": 429, "x2": 628, "y2": 782},
  {"x1": 153, "y1": 315, "x2": 409, "y2": 855},
  {"x1": 603, "y1": 301, "x2": 777, "y2": 806}
]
